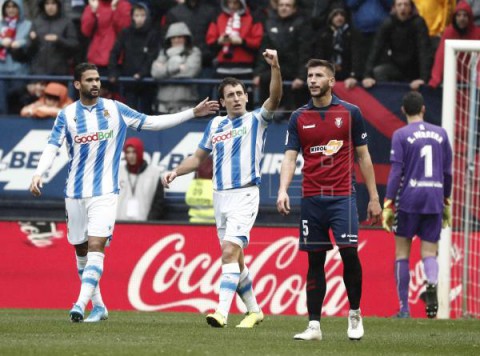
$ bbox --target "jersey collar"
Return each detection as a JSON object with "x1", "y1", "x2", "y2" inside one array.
[{"x1": 306, "y1": 94, "x2": 340, "y2": 109}]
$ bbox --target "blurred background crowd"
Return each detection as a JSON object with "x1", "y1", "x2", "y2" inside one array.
[{"x1": 1, "y1": 0, "x2": 478, "y2": 117}]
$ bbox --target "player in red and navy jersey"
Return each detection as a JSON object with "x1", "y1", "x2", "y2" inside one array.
[{"x1": 277, "y1": 59, "x2": 381, "y2": 341}]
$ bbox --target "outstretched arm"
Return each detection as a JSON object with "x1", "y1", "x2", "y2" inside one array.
[
  {"x1": 141, "y1": 98, "x2": 219, "y2": 131},
  {"x1": 262, "y1": 49, "x2": 283, "y2": 112},
  {"x1": 162, "y1": 148, "x2": 210, "y2": 188}
]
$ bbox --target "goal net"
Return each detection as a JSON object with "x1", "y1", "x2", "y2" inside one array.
[{"x1": 440, "y1": 40, "x2": 480, "y2": 319}]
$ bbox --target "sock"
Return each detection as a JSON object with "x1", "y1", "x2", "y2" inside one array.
[
  {"x1": 423, "y1": 256, "x2": 438, "y2": 285},
  {"x1": 236, "y1": 266, "x2": 260, "y2": 313},
  {"x1": 75, "y1": 252, "x2": 104, "y2": 311},
  {"x1": 307, "y1": 251, "x2": 327, "y2": 321},
  {"x1": 217, "y1": 263, "x2": 241, "y2": 319},
  {"x1": 308, "y1": 320, "x2": 320, "y2": 329},
  {"x1": 76, "y1": 254, "x2": 104, "y2": 308},
  {"x1": 340, "y1": 248, "x2": 362, "y2": 310},
  {"x1": 395, "y1": 258, "x2": 410, "y2": 313}
]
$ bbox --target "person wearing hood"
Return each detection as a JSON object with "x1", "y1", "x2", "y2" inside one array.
[
  {"x1": 362, "y1": 0, "x2": 431, "y2": 90},
  {"x1": 116, "y1": 137, "x2": 165, "y2": 221},
  {"x1": 151, "y1": 21, "x2": 201, "y2": 114},
  {"x1": 108, "y1": 2, "x2": 160, "y2": 113},
  {"x1": 0, "y1": 0, "x2": 32, "y2": 114},
  {"x1": 206, "y1": 0, "x2": 263, "y2": 79},
  {"x1": 429, "y1": 1, "x2": 480, "y2": 88},
  {"x1": 28, "y1": 0, "x2": 79, "y2": 75},
  {"x1": 20, "y1": 81, "x2": 72, "y2": 118}
]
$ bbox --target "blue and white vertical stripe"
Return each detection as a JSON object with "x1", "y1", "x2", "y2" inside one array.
[
  {"x1": 198, "y1": 107, "x2": 272, "y2": 191},
  {"x1": 47, "y1": 98, "x2": 146, "y2": 199}
]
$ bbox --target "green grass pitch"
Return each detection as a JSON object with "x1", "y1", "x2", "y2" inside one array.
[{"x1": 0, "y1": 309, "x2": 478, "y2": 355}]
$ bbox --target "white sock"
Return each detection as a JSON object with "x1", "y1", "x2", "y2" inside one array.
[
  {"x1": 237, "y1": 266, "x2": 260, "y2": 313},
  {"x1": 308, "y1": 320, "x2": 320, "y2": 329},
  {"x1": 76, "y1": 254, "x2": 105, "y2": 308},
  {"x1": 217, "y1": 263, "x2": 241, "y2": 319},
  {"x1": 75, "y1": 252, "x2": 104, "y2": 311}
]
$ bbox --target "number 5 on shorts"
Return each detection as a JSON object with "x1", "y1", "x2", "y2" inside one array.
[{"x1": 302, "y1": 219, "x2": 309, "y2": 244}]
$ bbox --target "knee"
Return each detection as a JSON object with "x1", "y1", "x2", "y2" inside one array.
[
  {"x1": 221, "y1": 244, "x2": 240, "y2": 264},
  {"x1": 339, "y1": 247, "x2": 360, "y2": 267}
]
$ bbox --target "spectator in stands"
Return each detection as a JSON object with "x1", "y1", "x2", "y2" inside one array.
[
  {"x1": 313, "y1": 7, "x2": 356, "y2": 82},
  {"x1": 7, "y1": 79, "x2": 46, "y2": 114},
  {"x1": 81, "y1": 0, "x2": 131, "y2": 74},
  {"x1": 151, "y1": 22, "x2": 201, "y2": 114},
  {"x1": 163, "y1": 0, "x2": 217, "y2": 69},
  {"x1": 303, "y1": 0, "x2": 345, "y2": 30},
  {"x1": 466, "y1": 0, "x2": 480, "y2": 25},
  {"x1": 0, "y1": 0, "x2": 32, "y2": 115},
  {"x1": 117, "y1": 137, "x2": 165, "y2": 221},
  {"x1": 429, "y1": 1, "x2": 480, "y2": 88},
  {"x1": 414, "y1": 1, "x2": 455, "y2": 50},
  {"x1": 22, "y1": 0, "x2": 38, "y2": 19},
  {"x1": 20, "y1": 81, "x2": 72, "y2": 118},
  {"x1": 345, "y1": 0, "x2": 392, "y2": 88},
  {"x1": 206, "y1": 0, "x2": 263, "y2": 80},
  {"x1": 253, "y1": 0, "x2": 310, "y2": 110},
  {"x1": 29, "y1": 0, "x2": 79, "y2": 75},
  {"x1": 362, "y1": 0, "x2": 431, "y2": 90},
  {"x1": 131, "y1": 0, "x2": 177, "y2": 27},
  {"x1": 185, "y1": 154, "x2": 215, "y2": 224},
  {"x1": 108, "y1": 2, "x2": 159, "y2": 113}
]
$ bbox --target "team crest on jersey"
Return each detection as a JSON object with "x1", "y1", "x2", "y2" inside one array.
[
  {"x1": 334, "y1": 117, "x2": 343, "y2": 128},
  {"x1": 310, "y1": 140, "x2": 343, "y2": 156},
  {"x1": 104, "y1": 110, "x2": 111, "y2": 119}
]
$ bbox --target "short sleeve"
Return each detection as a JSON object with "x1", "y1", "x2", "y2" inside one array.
[
  {"x1": 48, "y1": 111, "x2": 67, "y2": 147},
  {"x1": 285, "y1": 111, "x2": 301, "y2": 152},
  {"x1": 351, "y1": 106, "x2": 368, "y2": 146},
  {"x1": 390, "y1": 131, "x2": 404, "y2": 164},
  {"x1": 115, "y1": 101, "x2": 147, "y2": 131},
  {"x1": 199, "y1": 118, "x2": 214, "y2": 152}
]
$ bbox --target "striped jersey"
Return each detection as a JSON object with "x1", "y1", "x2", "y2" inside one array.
[
  {"x1": 48, "y1": 98, "x2": 146, "y2": 199},
  {"x1": 199, "y1": 107, "x2": 273, "y2": 191}
]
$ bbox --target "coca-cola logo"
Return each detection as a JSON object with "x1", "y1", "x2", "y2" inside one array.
[{"x1": 128, "y1": 233, "x2": 367, "y2": 315}]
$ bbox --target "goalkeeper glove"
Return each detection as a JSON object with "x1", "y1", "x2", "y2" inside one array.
[
  {"x1": 382, "y1": 199, "x2": 394, "y2": 233},
  {"x1": 442, "y1": 197, "x2": 452, "y2": 228}
]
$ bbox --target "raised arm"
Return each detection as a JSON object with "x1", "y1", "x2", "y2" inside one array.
[
  {"x1": 277, "y1": 149, "x2": 299, "y2": 216},
  {"x1": 262, "y1": 49, "x2": 283, "y2": 112},
  {"x1": 162, "y1": 148, "x2": 210, "y2": 189},
  {"x1": 355, "y1": 145, "x2": 381, "y2": 223}
]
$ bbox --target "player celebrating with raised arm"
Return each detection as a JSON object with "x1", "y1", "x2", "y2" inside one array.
[
  {"x1": 277, "y1": 59, "x2": 381, "y2": 341},
  {"x1": 162, "y1": 49, "x2": 282, "y2": 328},
  {"x1": 29, "y1": 63, "x2": 219, "y2": 323},
  {"x1": 382, "y1": 92, "x2": 453, "y2": 319}
]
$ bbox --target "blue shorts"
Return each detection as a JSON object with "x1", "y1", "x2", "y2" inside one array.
[
  {"x1": 393, "y1": 210, "x2": 442, "y2": 243},
  {"x1": 299, "y1": 195, "x2": 359, "y2": 251}
]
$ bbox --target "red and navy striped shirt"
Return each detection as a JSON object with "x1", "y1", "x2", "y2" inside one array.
[{"x1": 285, "y1": 95, "x2": 368, "y2": 197}]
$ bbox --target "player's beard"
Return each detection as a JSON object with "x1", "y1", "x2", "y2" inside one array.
[
  {"x1": 81, "y1": 87, "x2": 99, "y2": 100},
  {"x1": 310, "y1": 83, "x2": 330, "y2": 99}
]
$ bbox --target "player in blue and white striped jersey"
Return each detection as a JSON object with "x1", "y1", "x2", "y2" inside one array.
[
  {"x1": 29, "y1": 63, "x2": 219, "y2": 323},
  {"x1": 163, "y1": 49, "x2": 282, "y2": 329}
]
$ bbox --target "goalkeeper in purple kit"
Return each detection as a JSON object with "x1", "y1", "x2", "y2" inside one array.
[{"x1": 382, "y1": 92, "x2": 453, "y2": 318}]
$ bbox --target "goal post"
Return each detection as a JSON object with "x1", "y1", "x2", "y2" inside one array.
[{"x1": 440, "y1": 40, "x2": 480, "y2": 319}]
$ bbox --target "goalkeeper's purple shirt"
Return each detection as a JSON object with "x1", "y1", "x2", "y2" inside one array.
[
  {"x1": 285, "y1": 96, "x2": 368, "y2": 197},
  {"x1": 386, "y1": 121, "x2": 453, "y2": 214}
]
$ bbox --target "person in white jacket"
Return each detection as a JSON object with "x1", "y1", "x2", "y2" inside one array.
[
  {"x1": 151, "y1": 21, "x2": 202, "y2": 113},
  {"x1": 117, "y1": 137, "x2": 165, "y2": 221}
]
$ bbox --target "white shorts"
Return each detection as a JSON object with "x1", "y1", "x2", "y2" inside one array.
[
  {"x1": 65, "y1": 193, "x2": 118, "y2": 245},
  {"x1": 213, "y1": 185, "x2": 259, "y2": 248}
]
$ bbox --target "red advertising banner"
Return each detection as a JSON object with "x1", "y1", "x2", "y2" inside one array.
[{"x1": 0, "y1": 221, "x2": 451, "y2": 318}]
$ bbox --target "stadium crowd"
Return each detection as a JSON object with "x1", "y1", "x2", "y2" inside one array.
[{"x1": 1, "y1": 0, "x2": 479, "y2": 116}]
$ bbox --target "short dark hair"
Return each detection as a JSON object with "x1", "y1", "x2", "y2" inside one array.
[
  {"x1": 217, "y1": 77, "x2": 246, "y2": 99},
  {"x1": 402, "y1": 91, "x2": 424, "y2": 115},
  {"x1": 74, "y1": 63, "x2": 98, "y2": 82},
  {"x1": 306, "y1": 59, "x2": 335, "y2": 76}
]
